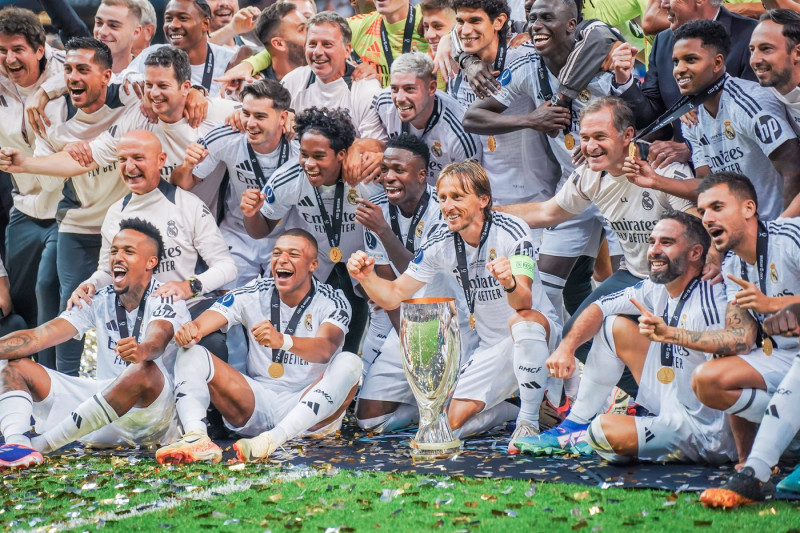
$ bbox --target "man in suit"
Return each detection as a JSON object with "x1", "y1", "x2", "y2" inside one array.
[{"x1": 610, "y1": 0, "x2": 757, "y2": 168}]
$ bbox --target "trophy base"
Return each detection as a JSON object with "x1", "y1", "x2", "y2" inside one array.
[{"x1": 409, "y1": 438, "x2": 461, "y2": 460}]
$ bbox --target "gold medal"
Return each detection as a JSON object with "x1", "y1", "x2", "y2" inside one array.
[
  {"x1": 268, "y1": 362, "x2": 284, "y2": 378},
  {"x1": 763, "y1": 336, "x2": 773, "y2": 356},
  {"x1": 329, "y1": 247, "x2": 342, "y2": 263},
  {"x1": 487, "y1": 136, "x2": 497, "y2": 153},
  {"x1": 657, "y1": 366, "x2": 675, "y2": 384},
  {"x1": 564, "y1": 133, "x2": 575, "y2": 151},
  {"x1": 469, "y1": 314, "x2": 476, "y2": 330},
  {"x1": 628, "y1": 142, "x2": 637, "y2": 159}
]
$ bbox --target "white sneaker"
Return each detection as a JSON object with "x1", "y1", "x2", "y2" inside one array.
[
  {"x1": 508, "y1": 421, "x2": 539, "y2": 454},
  {"x1": 233, "y1": 432, "x2": 279, "y2": 462}
]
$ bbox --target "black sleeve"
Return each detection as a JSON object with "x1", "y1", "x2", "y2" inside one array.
[
  {"x1": 41, "y1": 0, "x2": 91, "y2": 42},
  {"x1": 557, "y1": 20, "x2": 622, "y2": 101}
]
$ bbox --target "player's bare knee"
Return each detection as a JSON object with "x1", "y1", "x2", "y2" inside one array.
[
  {"x1": 509, "y1": 309, "x2": 549, "y2": 339},
  {"x1": 1, "y1": 358, "x2": 37, "y2": 393},
  {"x1": 448, "y1": 400, "x2": 483, "y2": 429},
  {"x1": 691, "y1": 362, "x2": 724, "y2": 406},
  {"x1": 598, "y1": 415, "x2": 636, "y2": 455},
  {"x1": 356, "y1": 399, "x2": 398, "y2": 421}
]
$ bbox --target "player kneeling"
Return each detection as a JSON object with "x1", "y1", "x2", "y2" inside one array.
[
  {"x1": 517, "y1": 213, "x2": 737, "y2": 464},
  {"x1": 156, "y1": 229, "x2": 361, "y2": 464},
  {"x1": 0, "y1": 219, "x2": 188, "y2": 469}
]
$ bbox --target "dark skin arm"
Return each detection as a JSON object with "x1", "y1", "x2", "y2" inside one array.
[
  {"x1": 0, "y1": 318, "x2": 78, "y2": 361},
  {"x1": 114, "y1": 320, "x2": 175, "y2": 364},
  {"x1": 354, "y1": 198, "x2": 414, "y2": 271},
  {"x1": 463, "y1": 97, "x2": 571, "y2": 135}
]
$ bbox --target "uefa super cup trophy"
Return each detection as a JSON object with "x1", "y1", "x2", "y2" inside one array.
[{"x1": 399, "y1": 297, "x2": 462, "y2": 459}]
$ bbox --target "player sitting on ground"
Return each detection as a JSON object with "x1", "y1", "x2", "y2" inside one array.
[
  {"x1": 347, "y1": 159, "x2": 563, "y2": 453},
  {"x1": 0, "y1": 219, "x2": 189, "y2": 469},
  {"x1": 516, "y1": 212, "x2": 735, "y2": 466},
  {"x1": 155, "y1": 229, "x2": 362, "y2": 464}
]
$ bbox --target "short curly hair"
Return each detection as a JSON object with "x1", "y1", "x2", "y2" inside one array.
[
  {"x1": 452, "y1": 0, "x2": 510, "y2": 37},
  {"x1": 118, "y1": 217, "x2": 165, "y2": 266},
  {"x1": 294, "y1": 107, "x2": 356, "y2": 153},
  {"x1": 0, "y1": 7, "x2": 46, "y2": 52},
  {"x1": 386, "y1": 133, "x2": 430, "y2": 170}
]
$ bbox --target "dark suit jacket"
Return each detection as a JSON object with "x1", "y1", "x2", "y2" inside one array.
[{"x1": 619, "y1": 7, "x2": 757, "y2": 141}]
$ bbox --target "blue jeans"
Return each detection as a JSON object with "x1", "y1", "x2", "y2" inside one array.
[{"x1": 55, "y1": 231, "x2": 101, "y2": 376}]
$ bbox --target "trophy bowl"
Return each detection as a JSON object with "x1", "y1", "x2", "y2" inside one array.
[{"x1": 399, "y1": 297, "x2": 462, "y2": 460}]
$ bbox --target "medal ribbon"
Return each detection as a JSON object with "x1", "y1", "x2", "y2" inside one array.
[
  {"x1": 245, "y1": 136, "x2": 290, "y2": 189},
  {"x1": 401, "y1": 96, "x2": 441, "y2": 137},
  {"x1": 312, "y1": 180, "x2": 345, "y2": 252},
  {"x1": 660, "y1": 276, "x2": 701, "y2": 367},
  {"x1": 632, "y1": 74, "x2": 726, "y2": 142},
  {"x1": 380, "y1": 4, "x2": 416, "y2": 69},
  {"x1": 454, "y1": 215, "x2": 493, "y2": 321},
  {"x1": 389, "y1": 188, "x2": 430, "y2": 252},
  {"x1": 114, "y1": 281, "x2": 153, "y2": 342},
  {"x1": 739, "y1": 220, "x2": 774, "y2": 349},
  {"x1": 201, "y1": 44, "x2": 215, "y2": 92},
  {"x1": 269, "y1": 283, "x2": 316, "y2": 365}
]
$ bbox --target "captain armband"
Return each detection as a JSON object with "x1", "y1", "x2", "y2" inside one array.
[{"x1": 510, "y1": 254, "x2": 535, "y2": 280}]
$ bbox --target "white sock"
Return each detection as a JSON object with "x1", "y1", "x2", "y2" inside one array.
[
  {"x1": 587, "y1": 417, "x2": 632, "y2": 464},
  {"x1": 453, "y1": 401, "x2": 518, "y2": 438},
  {"x1": 725, "y1": 388, "x2": 772, "y2": 424},
  {"x1": 564, "y1": 367, "x2": 581, "y2": 400},
  {"x1": 269, "y1": 352, "x2": 361, "y2": 446},
  {"x1": 569, "y1": 318, "x2": 625, "y2": 425},
  {"x1": 540, "y1": 272, "x2": 567, "y2": 323},
  {"x1": 357, "y1": 403, "x2": 419, "y2": 433},
  {"x1": 512, "y1": 321, "x2": 550, "y2": 429},
  {"x1": 174, "y1": 346, "x2": 215, "y2": 435},
  {"x1": 0, "y1": 391, "x2": 34, "y2": 446},
  {"x1": 36, "y1": 393, "x2": 119, "y2": 453},
  {"x1": 747, "y1": 356, "x2": 800, "y2": 482}
]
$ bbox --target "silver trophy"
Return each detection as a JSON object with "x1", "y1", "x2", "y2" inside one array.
[{"x1": 399, "y1": 297, "x2": 462, "y2": 459}]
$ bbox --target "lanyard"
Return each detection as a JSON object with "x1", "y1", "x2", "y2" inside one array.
[
  {"x1": 201, "y1": 44, "x2": 215, "y2": 92},
  {"x1": 739, "y1": 220, "x2": 773, "y2": 348},
  {"x1": 245, "y1": 136, "x2": 290, "y2": 189},
  {"x1": 114, "y1": 282, "x2": 152, "y2": 341},
  {"x1": 380, "y1": 4, "x2": 416, "y2": 68},
  {"x1": 312, "y1": 180, "x2": 345, "y2": 250},
  {"x1": 536, "y1": 56, "x2": 555, "y2": 102},
  {"x1": 660, "y1": 276, "x2": 701, "y2": 367},
  {"x1": 633, "y1": 75, "x2": 726, "y2": 142},
  {"x1": 269, "y1": 283, "x2": 315, "y2": 364},
  {"x1": 454, "y1": 215, "x2": 492, "y2": 319},
  {"x1": 389, "y1": 188, "x2": 430, "y2": 252},
  {"x1": 401, "y1": 96, "x2": 441, "y2": 137}
]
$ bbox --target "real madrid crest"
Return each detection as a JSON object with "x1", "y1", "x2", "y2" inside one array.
[
  {"x1": 488, "y1": 248, "x2": 497, "y2": 262},
  {"x1": 415, "y1": 220, "x2": 424, "y2": 238},
  {"x1": 578, "y1": 90, "x2": 591, "y2": 103},
  {"x1": 724, "y1": 121, "x2": 736, "y2": 140},
  {"x1": 770, "y1": 262, "x2": 779, "y2": 283},
  {"x1": 431, "y1": 141, "x2": 443, "y2": 157},
  {"x1": 641, "y1": 190, "x2": 654, "y2": 210},
  {"x1": 167, "y1": 220, "x2": 178, "y2": 237},
  {"x1": 347, "y1": 188, "x2": 358, "y2": 205},
  {"x1": 305, "y1": 313, "x2": 313, "y2": 331}
]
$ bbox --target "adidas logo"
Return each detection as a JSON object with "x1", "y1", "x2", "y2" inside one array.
[
  {"x1": 767, "y1": 405, "x2": 779, "y2": 419},
  {"x1": 644, "y1": 428, "x2": 655, "y2": 442},
  {"x1": 71, "y1": 412, "x2": 83, "y2": 429},
  {"x1": 298, "y1": 196, "x2": 314, "y2": 207},
  {"x1": 520, "y1": 381, "x2": 541, "y2": 390},
  {"x1": 236, "y1": 160, "x2": 255, "y2": 173},
  {"x1": 105, "y1": 320, "x2": 118, "y2": 332},
  {"x1": 302, "y1": 401, "x2": 320, "y2": 415}
]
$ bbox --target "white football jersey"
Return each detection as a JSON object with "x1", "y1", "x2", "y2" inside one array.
[
  {"x1": 0, "y1": 46, "x2": 65, "y2": 219},
  {"x1": 34, "y1": 84, "x2": 138, "y2": 234},
  {"x1": 406, "y1": 211, "x2": 559, "y2": 348},
  {"x1": 682, "y1": 75, "x2": 796, "y2": 220},
  {"x1": 87, "y1": 180, "x2": 237, "y2": 297},
  {"x1": 260, "y1": 162, "x2": 381, "y2": 283},
  {"x1": 281, "y1": 65, "x2": 387, "y2": 141},
  {"x1": 60, "y1": 278, "x2": 190, "y2": 380},
  {"x1": 555, "y1": 163, "x2": 694, "y2": 278},
  {"x1": 372, "y1": 89, "x2": 482, "y2": 184},
  {"x1": 596, "y1": 277, "x2": 726, "y2": 430},
  {"x1": 774, "y1": 85, "x2": 800, "y2": 135},
  {"x1": 209, "y1": 277, "x2": 351, "y2": 393},
  {"x1": 449, "y1": 43, "x2": 561, "y2": 205},
  {"x1": 721, "y1": 218, "x2": 800, "y2": 362}
]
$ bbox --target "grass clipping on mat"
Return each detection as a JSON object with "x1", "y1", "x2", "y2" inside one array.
[{"x1": 2, "y1": 455, "x2": 800, "y2": 532}]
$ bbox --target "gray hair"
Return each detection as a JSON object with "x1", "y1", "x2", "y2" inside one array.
[
  {"x1": 709, "y1": 0, "x2": 724, "y2": 6},
  {"x1": 307, "y1": 11, "x2": 351, "y2": 45},
  {"x1": 390, "y1": 52, "x2": 434, "y2": 79},
  {"x1": 136, "y1": 0, "x2": 156, "y2": 26},
  {"x1": 579, "y1": 95, "x2": 634, "y2": 134}
]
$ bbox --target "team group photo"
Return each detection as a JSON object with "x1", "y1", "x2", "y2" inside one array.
[{"x1": 1, "y1": 0, "x2": 800, "y2": 528}]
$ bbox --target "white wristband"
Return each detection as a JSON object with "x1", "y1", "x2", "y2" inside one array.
[{"x1": 280, "y1": 333, "x2": 293, "y2": 352}]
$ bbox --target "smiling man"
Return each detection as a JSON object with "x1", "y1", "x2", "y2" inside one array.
[
  {"x1": 348, "y1": 159, "x2": 562, "y2": 452},
  {"x1": 516, "y1": 212, "x2": 733, "y2": 464},
  {"x1": 155, "y1": 229, "x2": 361, "y2": 464},
  {"x1": 124, "y1": 0, "x2": 238, "y2": 96},
  {"x1": 241, "y1": 107, "x2": 380, "y2": 353},
  {"x1": 0, "y1": 219, "x2": 190, "y2": 470},
  {"x1": 93, "y1": 0, "x2": 144, "y2": 75},
  {"x1": 372, "y1": 52, "x2": 480, "y2": 184}
]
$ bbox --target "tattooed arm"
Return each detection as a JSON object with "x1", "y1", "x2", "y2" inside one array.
[
  {"x1": 0, "y1": 318, "x2": 79, "y2": 361},
  {"x1": 638, "y1": 302, "x2": 757, "y2": 356}
]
